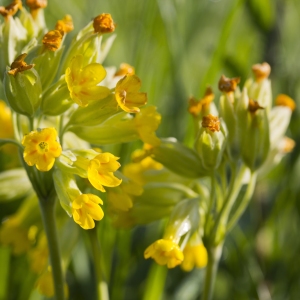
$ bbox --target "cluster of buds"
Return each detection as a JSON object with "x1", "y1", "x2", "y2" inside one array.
[{"x1": 116, "y1": 62, "x2": 295, "y2": 271}]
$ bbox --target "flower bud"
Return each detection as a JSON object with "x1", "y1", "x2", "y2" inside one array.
[
  {"x1": 4, "y1": 54, "x2": 42, "y2": 117},
  {"x1": 195, "y1": 114, "x2": 226, "y2": 171},
  {"x1": 237, "y1": 88, "x2": 270, "y2": 171}
]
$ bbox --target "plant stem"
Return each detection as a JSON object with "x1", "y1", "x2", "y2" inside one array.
[
  {"x1": 88, "y1": 228, "x2": 109, "y2": 300},
  {"x1": 38, "y1": 194, "x2": 65, "y2": 300},
  {"x1": 201, "y1": 245, "x2": 223, "y2": 300}
]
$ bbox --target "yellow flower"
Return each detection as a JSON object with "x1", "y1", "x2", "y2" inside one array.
[
  {"x1": 72, "y1": 194, "x2": 104, "y2": 230},
  {"x1": 181, "y1": 243, "x2": 208, "y2": 272},
  {"x1": 22, "y1": 128, "x2": 62, "y2": 172},
  {"x1": 107, "y1": 181, "x2": 143, "y2": 211},
  {"x1": 36, "y1": 268, "x2": 69, "y2": 298},
  {"x1": 123, "y1": 156, "x2": 163, "y2": 186},
  {"x1": 144, "y1": 239, "x2": 184, "y2": 268},
  {"x1": 0, "y1": 100, "x2": 13, "y2": 138},
  {"x1": 114, "y1": 63, "x2": 135, "y2": 77},
  {"x1": 115, "y1": 75, "x2": 147, "y2": 113},
  {"x1": 87, "y1": 152, "x2": 122, "y2": 192},
  {"x1": 275, "y1": 94, "x2": 296, "y2": 111},
  {"x1": 0, "y1": 217, "x2": 31, "y2": 255},
  {"x1": 26, "y1": 0, "x2": 47, "y2": 18},
  {"x1": 65, "y1": 55, "x2": 110, "y2": 107},
  {"x1": 28, "y1": 234, "x2": 48, "y2": 274},
  {"x1": 188, "y1": 87, "x2": 214, "y2": 117}
]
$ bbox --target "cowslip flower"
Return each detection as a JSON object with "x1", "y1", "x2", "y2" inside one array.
[
  {"x1": 55, "y1": 14, "x2": 74, "y2": 35},
  {"x1": 42, "y1": 30, "x2": 63, "y2": 51},
  {"x1": 181, "y1": 243, "x2": 208, "y2": 272},
  {"x1": 115, "y1": 75, "x2": 147, "y2": 113},
  {"x1": 134, "y1": 106, "x2": 161, "y2": 146},
  {"x1": 144, "y1": 239, "x2": 184, "y2": 268},
  {"x1": 22, "y1": 128, "x2": 62, "y2": 172},
  {"x1": 72, "y1": 194, "x2": 104, "y2": 230},
  {"x1": 87, "y1": 152, "x2": 122, "y2": 192},
  {"x1": 65, "y1": 54, "x2": 110, "y2": 107},
  {"x1": 93, "y1": 13, "x2": 115, "y2": 34}
]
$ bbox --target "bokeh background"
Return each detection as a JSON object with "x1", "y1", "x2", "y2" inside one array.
[{"x1": 1, "y1": 0, "x2": 300, "y2": 299}]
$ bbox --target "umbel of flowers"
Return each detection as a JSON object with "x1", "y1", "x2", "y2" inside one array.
[
  {"x1": 0, "y1": 1, "x2": 160, "y2": 299},
  {"x1": 113, "y1": 63, "x2": 295, "y2": 299}
]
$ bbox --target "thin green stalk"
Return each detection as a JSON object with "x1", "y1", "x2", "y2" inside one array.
[
  {"x1": 142, "y1": 263, "x2": 167, "y2": 300},
  {"x1": 227, "y1": 172, "x2": 257, "y2": 232},
  {"x1": 210, "y1": 164, "x2": 247, "y2": 245},
  {"x1": 204, "y1": 174, "x2": 216, "y2": 236},
  {"x1": 201, "y1": 245, "x2": 223, "y2": 300},
  {"x1": 38, "y1": 194, "x2": 65, "y2": 300},
  {"x1": 88, "y1": 228, "x2": 109, "y2": 300}
]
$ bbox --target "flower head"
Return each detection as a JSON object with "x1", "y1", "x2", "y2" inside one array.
[
  {"x1": 87, "y1": 152, "x2": 122, "y2": 192},
  {"x1": 22, "y1": 128, "x2": 62, "y2": 172},
  {"x1": 93, "y1": 13, "x2": 116, "y2": 34},
  {"x1": 115, "y1": 63, "x2": 135, "y2": 77},
  {"x1": 181, "y1": 243, "x2": 208, "y2": 271},
  {"x1": 115, "y1": 75, "x2": 147, "y2": 113},
  {"x1": 65, "y1": 55, "x2": 110, "y2": 107},
  {"x1": 218, "y1": 75, "x2": 240, "y2": 93},
  {"x1": 72, "y1": 194, "x2": 104, "y2": 229},
  {"x1": 144, "y1": 239, "x2": 184, "y2": 268},
  {"x1": 134, "y1": 106, "x2": 161, "y2": 146}
]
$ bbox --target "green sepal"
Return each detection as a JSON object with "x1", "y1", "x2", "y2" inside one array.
[
  {"x1": 67, "y1": 95, "x2": 118, "y2": 127},
  {"x1": 4, "y1": 67, "x2": 42, "y2": 117},
  {"x1": 0, "y1": 169, "x2": 31, "y2": 201},
  {"x1": 41, "y1": 76, "x2": 72, "y2": 116},
  {"x1": 150, "y1": 138, "x2": 207, "y2": 178},
  {"x1": 53, "y1": 168, "x2": 81, "y2": 216},
  {"x1": 31, "y1": 46, "x2": 65, "y2": 90},
  {"x1": 68, "y1": 113, "x2": 139, "y2": 145}
]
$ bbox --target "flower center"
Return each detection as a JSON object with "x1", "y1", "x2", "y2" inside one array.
[{"x1": 39, "y1": 141, "x2": 49, "y2": 152}]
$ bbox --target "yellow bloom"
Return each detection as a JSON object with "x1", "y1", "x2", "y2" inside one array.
[
  {"x1": 93, "y1": 13, "x2": 116, "y2": 34},
  {"x1": 134, "y1": 106, "x2": 161, "y2": 146},
  {"x1": 275, "y1": 94, "x2": 296, "y2": 111},
  {"x1": 22, "y1": 128, "x2": 62, "y2": 172},
  {"x1": 144, "y1": 239, "x2": 184, "y2": 268},
  {"x1": 0, "y1": 217, "x2": 31, "y2": 255},
  {"x1": 72, "y1": 194, "x2": 104, "y2": 230},
  {"x1": 107, "y1": 181, "x2": 143, "y2": 211},
  {"x1": 65, "y1": 55, "x2": 110, "y2": 107},
  {"x1": 87, "y1": 152, "x2": 122, "y2": 192},
  {"x1": 0, "y1": 100, "x2": 13, "y2": 138},
  {"x1": 123, "y1": 156, "x2": 163, "y2": 186},
  {"x1": 115, "y1": 63, "x2": 135, "y2": 77},
  {"x1": 115, "y1": 75, "x2": 147, "y2": 113},
  {"x1": 36, "y1": 268, "x2": 69, "y2": 298},
  {"x1": 28, "y1": 234, "x2": 48, "y2": 274},
  {"x1": 181, "y1": 243, "x2": 208, "y2": 272}
]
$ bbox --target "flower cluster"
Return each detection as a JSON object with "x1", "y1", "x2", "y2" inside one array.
[{"x1": 115, "y1": 63, "x2": 295, "y2": 271}]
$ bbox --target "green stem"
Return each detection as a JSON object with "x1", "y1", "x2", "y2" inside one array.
[
  {"x1": 142, "y1": 263, "x2": 167, "y2": 300},
  {"x1": 226, "y1": 172, "x2": 257, "y2": 232},
  {"x1": 88, "y1": 228, "x2": 109, "y2": 300},
  {"x1": 210, "y1": 164, "x2": 247, "y2": 245},
  {"x1": 204, "y1": 174, "x2": 216, "y2": 236},
  {"x1": 201, "y1": 245, "x2": 223, "y2": 300},
  {"x1": 38, "y1": 194, "x2": 65, "y2": 300}
]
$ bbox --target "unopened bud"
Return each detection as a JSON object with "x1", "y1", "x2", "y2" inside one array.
[
  {"x1": 42, "y1": 30, "x2": 63, "y2": 51},
  {"x1": 252, "y1": 62, "x2": 271, "y2": 82},
  {"x1": 93, "y1": 13, "x2": 115, "y2": 34},
  {"x1": 218, "y1": 75, "x2": 240, "y2": 93},
  {"x1": 275, "y1": 94, "x2": 296, "y2": 111},
  {"x1": 0, "y1": 0, "x2": 22, "y2": 19},
  {"x1": 55, "y1": 15, "x2": 74, "y2": 35}
]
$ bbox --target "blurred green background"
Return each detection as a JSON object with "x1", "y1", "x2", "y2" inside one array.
[{"x1": 1, "y1": 0, "x2": 300, "y2": 299}]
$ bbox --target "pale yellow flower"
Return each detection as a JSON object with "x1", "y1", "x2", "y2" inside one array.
[
  {"x1": 181, "y1": 243, "x2": 208, "y2": 272},
  {"x1": 144, "y1": 239, "x2": 184, "y2": 268},
  {"x1": 115, "y1": 75, "x2": 147, "y2": 113},
  {"x1": 65, "y1": 55, "x2": 110, "y2": 107},
  {"x1": 72, "y1": 194, "x2": 104, "y2": 230},
  {"x1": 22, "y1": 128, "x2": 62, "y2": 172},
  {"x1": 87, "y1": 152, "x2": 122, "y2": 192}
]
